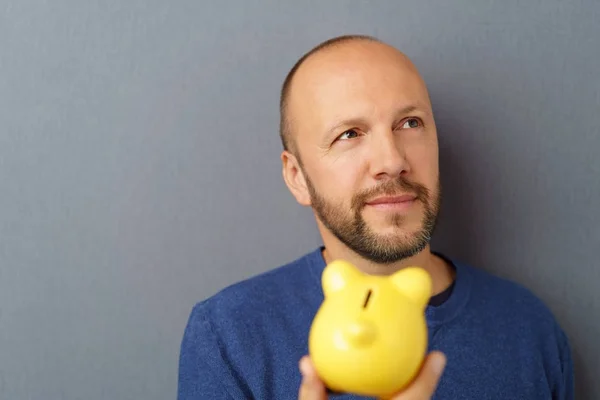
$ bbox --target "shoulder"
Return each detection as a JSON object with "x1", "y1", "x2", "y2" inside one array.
[
  {"x1": 177, "y1": 249, "x2": 323, "y2": 398},
  {"x1": 457, "y1": 260, "x2": 555, "y2": 319},
  {"x1": 454, "y1": 260, "x2": 574, "y2": 397},
  {"x1": 194, "y1": 249, "x2": 320, "y2": 321},
  {"x1": 454, "y1": 258, "x2": 571, "y2": 357},
  {"x1": 182, "y1": 248, "x2": 323, "y2": 346}
]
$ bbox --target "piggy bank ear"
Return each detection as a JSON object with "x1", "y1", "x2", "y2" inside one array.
[
  {"x1": 322, "y1": 260, "x2": 362, "y2": 298},
  {"x1": 390, "y1": 267, "x2": 432, "y2": 308}
]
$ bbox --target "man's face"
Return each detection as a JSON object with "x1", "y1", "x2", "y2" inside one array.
[{"x1": 287, "y1": 42, "x2": 441, "y2": 264}]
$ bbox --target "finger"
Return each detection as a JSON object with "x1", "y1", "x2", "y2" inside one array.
[
  {"x1": 392, "y1": 351, "x2": 446, "y2": 400},
  {"x1": 298, "y1": 356, "x2": 327, "y2": 400}
]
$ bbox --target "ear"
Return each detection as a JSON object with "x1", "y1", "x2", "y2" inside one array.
[
  {"x1": 390, "y1": 267, "x2": 432, "y2": 308},
  {"x1": 281, "y1": 150, "x2": 311, "y2": 206},
  {"x1": 322, "y1": 260, "x2": 363, "y2": 298}
]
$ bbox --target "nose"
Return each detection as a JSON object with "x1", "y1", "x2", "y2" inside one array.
[
  {"x1": 368, "y1": 130, "x2": 409, "y2": 179},
  {"x1": 343, "y1": 321, "x2": 377, "y2": 347}
]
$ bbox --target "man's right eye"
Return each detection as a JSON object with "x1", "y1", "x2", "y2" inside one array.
[{"x1": 338, "y1": 129, "x2": 359, "y2": 140}]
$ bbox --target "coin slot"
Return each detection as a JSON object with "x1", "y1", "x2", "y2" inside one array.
[{"x1": 362, "y1": 289, "x2": 372, "y2": 309}]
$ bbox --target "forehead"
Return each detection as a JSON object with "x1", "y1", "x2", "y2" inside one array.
[{"x1": 288, "y1": 41, "x2": 431, "y2": 134}]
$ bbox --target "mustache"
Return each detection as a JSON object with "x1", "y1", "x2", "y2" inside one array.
[{"x1": 351, "y1": 177, "x2": 430, "y2": 210}]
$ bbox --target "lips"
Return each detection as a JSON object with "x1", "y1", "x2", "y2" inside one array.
[{"x1": 365, "y1": 194, "x2": 417, "y2": 205}]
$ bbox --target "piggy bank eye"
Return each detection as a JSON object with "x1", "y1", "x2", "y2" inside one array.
[{"x1": 362, "y1": 289, "x2": 373, "y2": 309}]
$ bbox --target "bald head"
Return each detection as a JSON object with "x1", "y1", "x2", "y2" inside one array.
[
  {"x1": 279, "y1": 35, "x2": 440, "y2": 265},
  {"x1": 279, "y1": 35, "x2": 430, "y2": 157}
]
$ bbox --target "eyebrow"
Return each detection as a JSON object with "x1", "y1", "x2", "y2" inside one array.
[{"x1": 324, "y1": 104, "x2": 425, "y2": 137}]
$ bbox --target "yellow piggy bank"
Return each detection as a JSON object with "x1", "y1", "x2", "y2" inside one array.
[{"x1": 308, "y1": 259, "x2": 432, "y2": 399}]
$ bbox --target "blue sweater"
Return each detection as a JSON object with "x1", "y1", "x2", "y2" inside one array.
[{"x1": 177, "y1": 248, "x2": 574, "y2": 399}]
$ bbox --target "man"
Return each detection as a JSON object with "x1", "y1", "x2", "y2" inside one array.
[{"x1": 177, "y1": 35, "x2": 574, "y2": 399}]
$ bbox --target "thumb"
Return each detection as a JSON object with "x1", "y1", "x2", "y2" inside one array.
[
  {"x1": 391, "y1": 351, "x2": 446, "y2": 400},
  {"x1": 298, "y1": 356, "x2": 327, "y2": 400}
]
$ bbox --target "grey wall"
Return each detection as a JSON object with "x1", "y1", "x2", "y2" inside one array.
[{"x1": 1, "y1": 1, "x2": 598, "y2": 399}]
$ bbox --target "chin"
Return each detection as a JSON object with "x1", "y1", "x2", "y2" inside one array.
[
  {"x1": 382, "y1": 230, "x2": 422, "y2": 244},
  {"x1": 369, "y1": 215, "x2": 423, "y2": 233}
]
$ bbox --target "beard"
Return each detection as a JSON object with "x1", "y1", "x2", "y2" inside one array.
[{"x1": 304, "y1": 173, "x2": 441, "y2": 264}]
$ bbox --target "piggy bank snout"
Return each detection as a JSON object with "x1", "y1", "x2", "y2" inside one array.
[{"x1": 343, "y1": 320, "x2": 377, "y2": 347}]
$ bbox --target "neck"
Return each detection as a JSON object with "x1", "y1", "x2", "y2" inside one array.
[{"x1": 320, "y1": 237, "x2": 455, "y2": 296}]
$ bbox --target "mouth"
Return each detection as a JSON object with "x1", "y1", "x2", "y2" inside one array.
[{"x1": 364, "y1": 194, "x2": 417, "y2": 211}]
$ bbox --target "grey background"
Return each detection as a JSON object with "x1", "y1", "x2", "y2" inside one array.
[{"x1": 1, "y1": 0, "x2": 598, "y2": 399}]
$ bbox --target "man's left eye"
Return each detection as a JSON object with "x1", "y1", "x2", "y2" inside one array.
[{"x1": 402, "y1": 118, "x2": 422, "y2": 129}]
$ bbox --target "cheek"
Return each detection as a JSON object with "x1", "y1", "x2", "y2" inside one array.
[
  {"x1": 314, "y1": 159, "x2": 365, "y2": 200},
  {"x1": 407, "y1": 141, "x2": 439, "y2": 184}
]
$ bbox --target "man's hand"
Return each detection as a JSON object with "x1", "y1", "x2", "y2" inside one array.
[{"x1": 298, "y1": 352, "x2": 446, "y2": 400}]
